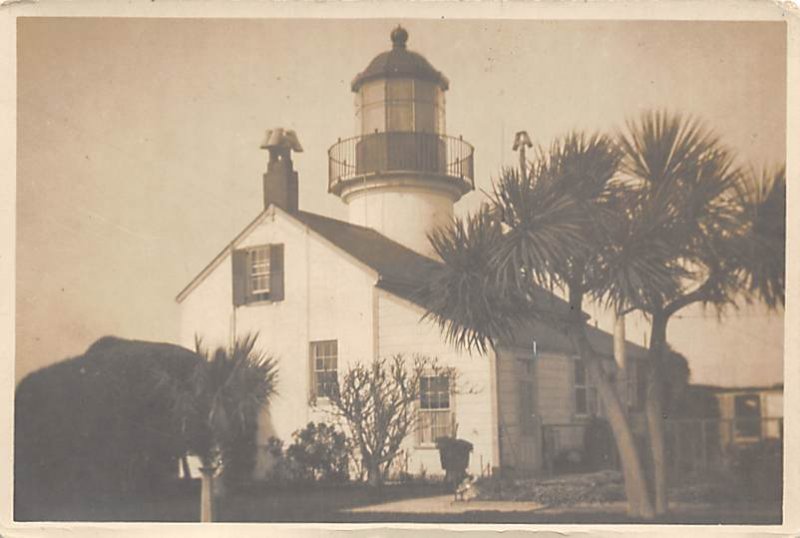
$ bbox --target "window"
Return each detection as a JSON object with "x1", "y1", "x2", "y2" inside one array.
[
  {"x1": 310, "y1": 340, "x2": 338, "y2": 400},
  {"x1": 418, "y1": 375, "x2": 453, "y2": 445},
  {"x1": 734, "y1": 394, "x2": 762, "y2": 439},
  {"x1": 574, "y1": 357, "x2": 597, "y2": 417},
  {"x1": 232, "y1": 244, "x2": 284, "y2": 305},
  {"x1": 249, "y1": 247, "x2": 271, "y2": 297},
  {"x1": 519, "y1": 381, "x2": 537, "y2": 435}
]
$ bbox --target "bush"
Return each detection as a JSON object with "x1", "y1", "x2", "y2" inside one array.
[
  {"x1": 285, "y1": 422, "x2": 351, "y2": 483},
  {"x1": 15, "y1": 337, "x2": 203, "y2": 518}
]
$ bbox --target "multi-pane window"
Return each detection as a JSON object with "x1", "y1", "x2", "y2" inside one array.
[
  {"x1": 574, "y1": 357, "x2": 597, "y2": 417},
  {"x1": 418, "y1": 375, "x2": 452, "y2": 444},
  {"x1": 249, "y1": 247, "x2": 271, "y2": 299},
  {"x1": 232, "y1": 244, "x2": 284, "y2": 305},
  {"x1": 311, "y1": 340, "x2": 338, "y2": 400}
]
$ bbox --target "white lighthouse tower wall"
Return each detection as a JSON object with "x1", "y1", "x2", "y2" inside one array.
[{"x1": 345, "y1": 181, "x2": 456, "y2": 258}]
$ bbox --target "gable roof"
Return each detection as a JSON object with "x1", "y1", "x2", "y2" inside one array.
[
  {"x1": 175, "y1": 206, "x2": 440, "y2": 303},
  {"x1": 293, "y1": 210, "x2": 441, "y2": 300},
  {"x1": 175, "y1": 207, "x2": 647, "y2": 360}
]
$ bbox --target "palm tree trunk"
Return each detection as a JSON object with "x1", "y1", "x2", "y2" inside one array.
[
  {"x1": 565, "y1": 286, "x2": 654, "y2": 520},
  {"x1": 645, "y1": 312, "x2": 670, "y2": 515},
  {"x1": 568, "y1": 325, "x2": 655, "y2": 520},
  {"x1": 199, "y1": 465, "x2": 216, "y2": 522}
]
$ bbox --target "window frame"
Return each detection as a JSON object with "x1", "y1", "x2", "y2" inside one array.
[
  {"x1": 573, "y1": 355, "x2": 597, "y2": 418},
  {"x1": 233, "y1": 243, "x2": 284, "y2": 306},
  {"x1": 248, "y1": 246, "x2": 272, "y2": 299},
  {"x1": 733, "y1": 393, "x2": 763, "y2": 440},
  {"x1": 310, "y1": 340, "x2": 338, "y2": 402},
  {"x1": 417, "y1": 373, "x2": 454, "y2": 447}
]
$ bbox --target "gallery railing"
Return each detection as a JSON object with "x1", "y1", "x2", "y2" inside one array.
[{"x1": 328, "y1": 131, "x2": 475, "y2": 193}]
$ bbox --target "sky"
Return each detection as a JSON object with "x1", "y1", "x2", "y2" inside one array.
[{"x1": 16, "y1": 18, "x2": 786, "y2": 387}]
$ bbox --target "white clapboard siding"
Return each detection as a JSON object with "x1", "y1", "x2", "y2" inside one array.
[{"x1": 376, "y1": 290, "x2": 497, "y2": 476}]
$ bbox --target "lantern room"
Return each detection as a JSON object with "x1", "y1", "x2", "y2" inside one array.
[
  {"x1": 328, "y1": 26, "x2": 475, "y2": 258},
  {"x1": 353, "y1": 26, "x2": 447, "y2": 136}
]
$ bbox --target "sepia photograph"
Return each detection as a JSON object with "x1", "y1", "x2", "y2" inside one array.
[{"x1": 7, "y1": 8, "x2": 792, "y2": 531}]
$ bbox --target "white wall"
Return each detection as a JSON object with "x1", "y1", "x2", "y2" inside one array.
[
  {"x1": 376, "y1": 290, "x2": 497, "y2": 477},
  {"x1": 178, "y1": 207, "x2": 633, "y2": 479},
  {"x1": 346, "y1": 183, "x2": 455, "y2": 259},
  {"x1": 178, "y1": 209, "x2": 378, "y2": 478}
]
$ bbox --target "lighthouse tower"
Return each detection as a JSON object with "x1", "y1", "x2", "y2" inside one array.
[{"x1": 327, "y1": 26, "x2": 474, "y2": 258}]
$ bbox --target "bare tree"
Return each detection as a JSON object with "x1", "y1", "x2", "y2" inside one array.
[{"x1": 326, "y1": 355, "x2": 453, "y2": 487}]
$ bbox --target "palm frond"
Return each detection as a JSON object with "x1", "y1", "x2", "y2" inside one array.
[
  {"x1": 489, "y1": 165, "x2": 591, "y2": 288},
  {"x1": 422, "y1": 209, "x2": 532, "y2": 353},
  {"x1": 610, "y1": 111, "x2": 745, "y2": 312},
  {"x1": 728, "y1": 166, "x2": 786, "y2": 307},
  {"x1": 184, "y1": 333, "x2": 279, "y2": 464}
]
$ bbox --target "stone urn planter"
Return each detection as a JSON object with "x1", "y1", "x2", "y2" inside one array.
[{"x1": 435, "y1": 437, "x2": 473, "y2": 488}]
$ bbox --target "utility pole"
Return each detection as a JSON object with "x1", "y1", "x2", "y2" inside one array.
[{"x1": 512, "y1": 131, "x2": 533, "y2": 180}]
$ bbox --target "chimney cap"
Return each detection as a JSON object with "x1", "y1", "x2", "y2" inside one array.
[{"x1": 260, "y1": 128, "x2": 304, "y2": 152}]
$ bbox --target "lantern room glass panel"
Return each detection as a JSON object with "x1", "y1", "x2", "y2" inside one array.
[
  {"x1": 360, "y1": 80, "x2": 386, "y2": 134},
  {"x1": 356, "y1": 78, "x2": 445, "y2": 135}
]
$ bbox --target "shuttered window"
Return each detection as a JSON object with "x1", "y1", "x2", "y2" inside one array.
[{"x1": 232, "y1": 244, "x2": 284, "y2": 305}]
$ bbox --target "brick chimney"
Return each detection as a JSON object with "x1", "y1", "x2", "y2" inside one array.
[{"x1": 260, "y1": 128, "x2": 303, "y2": 212}]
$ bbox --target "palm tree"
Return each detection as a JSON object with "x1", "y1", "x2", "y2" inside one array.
[
  {"x1": 423, "y1": 133, "x2": 661, "y2": 519},
  {"x1": 733, "y1": 166, "x2": 786, "y2": 308},
  {"x1": 606, "y1": 111, "x2": 785, "y2": 514},
  {"x1": 168, "y1": 334, "x2": 278, "y2": 522}
]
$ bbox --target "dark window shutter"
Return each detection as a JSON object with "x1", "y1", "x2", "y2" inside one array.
[
  {"x1": 232, "y1": 249, "x2": 249, "y2": 306},
  {"x1": 270, "y1": 244, "x2": 284, "y2": 301}
]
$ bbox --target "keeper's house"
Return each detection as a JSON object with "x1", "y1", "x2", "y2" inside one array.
[{"x1": 176, "y1": 27, "x2": 649, "y2": 478}]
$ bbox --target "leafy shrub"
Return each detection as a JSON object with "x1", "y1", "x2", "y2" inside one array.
[
  {"x1": 259, "y1": 424, "x2": 352, "y2": 485},
  {"x1": 15, "y1": 337, "x2": 203, "y2": 518},
  {"x1": 286, "y1": 422, "x2": 350, "y2": 482},
  {"x1": 259, "y1": 437, "x2": 301, "y2": 485}
]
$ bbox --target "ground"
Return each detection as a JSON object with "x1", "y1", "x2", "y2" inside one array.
[{"x1": 19, "y1": 473, "x2": 781, "y2": 524}]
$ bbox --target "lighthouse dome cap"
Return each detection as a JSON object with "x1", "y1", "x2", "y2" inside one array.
[{"x1": 351, "y1": 26, "x2": 449, "y2": 92}]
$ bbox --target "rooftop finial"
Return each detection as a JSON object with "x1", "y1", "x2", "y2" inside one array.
[{"x1": 391, "y1": 25, "x2": 408, "y2": 49}]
